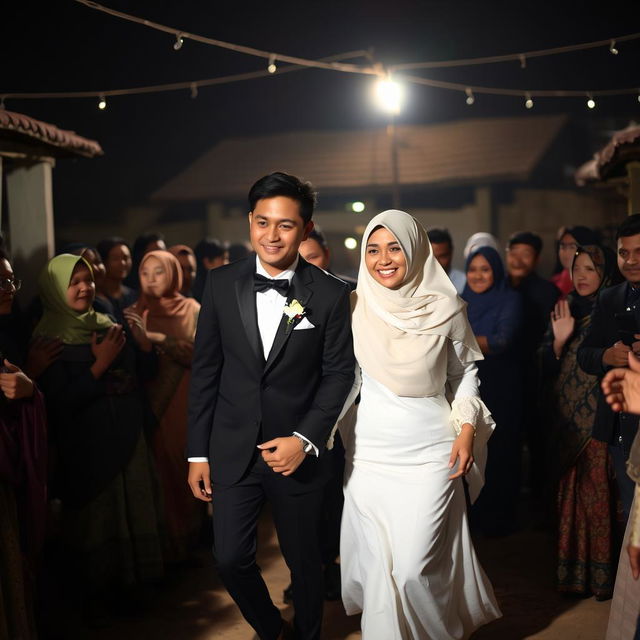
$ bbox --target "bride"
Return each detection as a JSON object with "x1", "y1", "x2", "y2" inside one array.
[{"x1": 339, "y1": 210, "x2": 501, "y2": 639}]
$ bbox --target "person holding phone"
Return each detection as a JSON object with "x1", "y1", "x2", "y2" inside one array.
[{"x1": 578, "y1": 214, "x2": 640, "y2": 523}]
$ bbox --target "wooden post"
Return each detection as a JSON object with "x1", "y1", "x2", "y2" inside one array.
[
  {"x1": 628, "y1": 161, "x2": 640, "y2": 215},
  {"x1": 5, "y1": 158, "x2": 56, "y2": 304}
]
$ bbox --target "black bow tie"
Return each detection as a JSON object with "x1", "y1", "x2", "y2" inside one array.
[{"x1": 253, "y1": 273, "x2": 290, "y2": 295}]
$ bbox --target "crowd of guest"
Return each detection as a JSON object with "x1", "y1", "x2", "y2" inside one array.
[
  {"x1": 0, "y1": 231, "x2": 249, "y2": 637},
  {"x1": 1, "y1": 216, "x2": 640, "y2": 638}
]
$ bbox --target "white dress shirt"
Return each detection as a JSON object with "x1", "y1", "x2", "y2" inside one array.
[{"x1": 188, "y1": 255, "x2": 317, "y2": 462}]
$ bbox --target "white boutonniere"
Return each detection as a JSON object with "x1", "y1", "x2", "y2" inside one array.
[{"x1": 283, "y1": 299, "x2": 305, "y2": 326}]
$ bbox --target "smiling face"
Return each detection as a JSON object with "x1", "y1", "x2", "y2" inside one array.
[
  {"x1": 0, "y1": 258, "x2": 16, "y2": 315},
  {"x1": 249, "y1": 196, "x2": 313, "y2": 276},
  {"x1": 572, "y1": 251, "x2": 601, "y2": 297},
  {"x1": 105, "y1": 243, "x2": 132, "y2": 281},
  {"x1": 506, "y1": 243, "x2": 538, "y2": 282},
  {"x1": 139, "y1": 256, "x2": 170, "y2": 298},
  {"x1": 466, "y1": 253, "x2": 495, "y2": 294},
  {"x1": 365, "y1": 226, "x2": 407, "y2": 290},
  {"x1": 617, "y1": 234, "x2": 640, "y2": 286},
  {"x1": 81, "y1": 248, "x2": 106, "y2": 285},
  {"x1": 66, "y1": 261, "x2": 95, "y2": 313}
]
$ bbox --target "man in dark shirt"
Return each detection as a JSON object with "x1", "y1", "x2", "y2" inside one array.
[
  {"x1": 505, "y1": 231, "x2": 560, "y2": 519},
  {"x1": 578, "y1": 214, "x2": 640, "y2": 521}
]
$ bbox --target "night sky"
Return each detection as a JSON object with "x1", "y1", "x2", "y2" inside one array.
[{"x1": 3, "y1": 0, "x2": 639, "y2": 225}]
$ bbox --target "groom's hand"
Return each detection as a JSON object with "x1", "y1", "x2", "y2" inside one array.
[
  {"x1": 188, "y1": 461, "x2": 213, "y2": 502},
  {"x1": 258, "y1": 437, "x2": 306, "y2": 476}
]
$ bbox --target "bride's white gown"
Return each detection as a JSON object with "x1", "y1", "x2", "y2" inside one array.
[{"x1": 339, "y1": 341, "x2": 501, "y2": 640}]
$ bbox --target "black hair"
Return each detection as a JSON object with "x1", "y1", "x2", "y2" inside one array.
[
  {"x1": 227, "y1": 243, "x2": 251, "y2": 263},
  {"x1": 194, "y1": 237, "x2": 226, "y2": 262},
  {"x1": 96, "y1": 236, "x2": 130, "y2": 263},
  {"x1": 248, "y1": 172, "x2": 316, "y2": 225},
  {"x1": 507, "y1": 231, "x2": 543, "y2": 256},
  {"x1": 307, "y1": 228, "x2": 329, "y2": 250},
  {"x1": 427, "y1": 228, "x2": 453, "y2": 248},
  {"x1": 616, "y1": 213, "x2": 640, "y2": 240}
]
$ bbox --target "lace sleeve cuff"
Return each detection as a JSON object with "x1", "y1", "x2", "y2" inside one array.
[
  {"x1": 449, "y1": 396, "x2": 497, "y2": 506},
  {"x1": 449, "y1": 396, "x2": 494, "y2": 436}
]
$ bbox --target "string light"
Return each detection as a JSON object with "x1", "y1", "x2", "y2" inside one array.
[
  {"x1": 374, "y1": 76, "x2": 404, "y2": 114},
  {"x1": 587, "y1": 94, "x2": 596, "y2": 109},
  {"x1": 174, "y1": 33, "x2": 184, "y2": 50},
  {"x1": 519, "y1": 54, "x2": 527, "y2": 69},
  {"x1": 609, "y1": 39, "x2": 619, "y2": 55},
  {"x1": 637, "y1": 89, "x2": 640, "y2": 103},
  {"x1": 267, "y1": 54, "x2": 277, "y2": 74},
  {"x1": 525, "y1": 92, "x2": 534, "y2": 109},
  {"x1": 465, "y1": 88, "x2": 475, "y2": 105},
  {"x1": 97, "y1": 95, "x2": 107, "y2": 110},
  {"x1": 190, "y1": 82, "x2": 198, "y2": 99}
]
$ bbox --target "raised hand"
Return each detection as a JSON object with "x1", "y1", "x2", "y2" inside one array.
[
  {"x1": 550, "y1": 299, "x2": 575, "y2": 358},
  {"x1": 90, "y1": 325, "x2": 125, "y2": 379},
  {"x1": 601, "y1": 352, "x2": 640, "y2": 414},
  {"x1": 123, "y1": 309, "x2": 152, "y2": 352},
  {"x1": 0, "y1": 359, "x2": 35, "y2": 399}
]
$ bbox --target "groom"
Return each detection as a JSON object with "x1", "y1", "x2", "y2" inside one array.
[{"x1": 187, "y1": 172, "x2": 355, "y2": 640}]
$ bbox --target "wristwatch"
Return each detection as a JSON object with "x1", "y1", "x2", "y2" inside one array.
[{"x1": 293, "y1": 434, "x2": 314, "y2": 454}]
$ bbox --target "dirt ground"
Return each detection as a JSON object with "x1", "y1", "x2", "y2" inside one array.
[{"x1": 45, "y1": 501, "x2": 616, "y2": 640}]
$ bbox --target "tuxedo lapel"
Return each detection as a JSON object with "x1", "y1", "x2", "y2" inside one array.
[
  {"x1": 235, "y1": 265, "x2": 264, "y2": 366},
  {"x1": 264, "y1": 261, "x2": 314, "y2": 373}
]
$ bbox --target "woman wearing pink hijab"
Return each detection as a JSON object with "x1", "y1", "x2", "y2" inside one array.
[{"x1": 126, "y1": 250, "x2": 202, "y2": 566}]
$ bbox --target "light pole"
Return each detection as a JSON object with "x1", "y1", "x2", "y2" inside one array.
[{"x1": 374, "y1": 77, "x2": 404, "y2": 209}]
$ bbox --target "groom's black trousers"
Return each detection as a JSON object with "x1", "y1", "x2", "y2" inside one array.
[{"x1": 212, "y1": 452, "x2": 327, "y2": 640}]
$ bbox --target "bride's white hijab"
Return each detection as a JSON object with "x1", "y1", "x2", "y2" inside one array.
[{"x1": 352, "y1": 210, "x2": 482, "y2": 397}]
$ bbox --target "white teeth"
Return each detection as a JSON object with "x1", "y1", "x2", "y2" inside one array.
[{"x1": 379, "y1": 269, "x2": 396, "y2": 275}]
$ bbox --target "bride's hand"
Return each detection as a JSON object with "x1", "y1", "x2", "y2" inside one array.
[{"x1": 449, "y1": 423, "x2": 474, "y2": 480}]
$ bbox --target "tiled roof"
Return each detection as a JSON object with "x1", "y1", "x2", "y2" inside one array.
[
  {"x1": 0, "y1": 109, "x2": 103, "y2": 158},
  {"x1": 575, "y1": 124, "x2": 640, "y2": 186},
  {"x1": 153, "y1": 115, "x2": 567, "y2": 201}
]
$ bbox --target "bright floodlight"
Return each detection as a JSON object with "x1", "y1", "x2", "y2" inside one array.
[
  {"x1": 344, "y1": 237, "x2": 358, "y2": 250},
  {"x1": 374, "y1": 78, "x2": 404, "y2": 115},
  {"x1": 351, "y1": 201, "x2": 365, "y2": 213}
]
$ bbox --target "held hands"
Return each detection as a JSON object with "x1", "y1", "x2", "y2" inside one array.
[
  {"x1": 448, "y1": 423, "x2": 474, "y2": 480},
  {"x1": 601, "y1": 352, "x2": 640, "y2": 414},
  {"x1": 551, "y1": 299, "x2": 575, "y2": 357},
  {"x1": 259, "y1": 436, "x2": 306, "y2": 476},
  {"x1": 188, "y1": 461, "x2": 212, "y2": 502},
  {"x1": 24, "y1": 336, "x2": 63, "y2": 379},
  {"x1": 0, "y1": 359, "x2": 35, "y2": 400}
]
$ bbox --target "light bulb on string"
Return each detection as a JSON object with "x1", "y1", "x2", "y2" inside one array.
[
  {"x1": 637, "y1": 90, "x2": 640, "y2": 104},
  {"x1": 268, "y1": 54, "x2": 277, "y2": 74},
  {"x1": 525, "y1": 92, "x2": 534, "y2": 109},
  {"x1": 374, "y1": 75, "x2": 404, "y2": 114},
  {"x1": 98, "y1": 95, "x2": 107, "y2": 110},
  {"x1": 519, "y1": 54, "x2": 527, "y2": 69},
  {"x1": 609, "y1": 40, "x2": 619, "y2": 55},
  {"x1": 465, "y1": 88, "x2": 475, "y2": 105},
  {"x1": 174, "y1": 33, "x2": 184, "y2": 50},
  {"x1": 190, "y1": 83, "x2": 198, "y2": 99},
  {"x1": 586, "y1": 94, "x2": 596, "y2": 110}
]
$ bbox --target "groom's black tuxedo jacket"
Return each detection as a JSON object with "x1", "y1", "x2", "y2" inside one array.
[
  {"x1": 577, "y1": 281, "x2": 639, "y2": 455},
  {"x1": 187, "y1": 255, "x2": 355, "y2": 486}
]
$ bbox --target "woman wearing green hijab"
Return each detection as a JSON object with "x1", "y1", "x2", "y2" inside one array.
[{"x1": 34, "y1": 254, "x2": 164, "y2": 628}]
